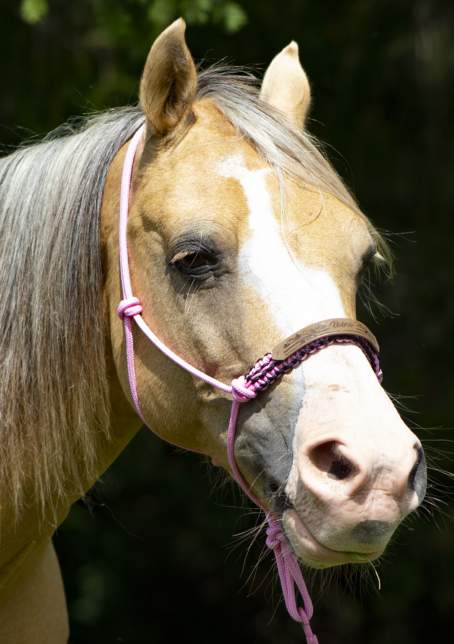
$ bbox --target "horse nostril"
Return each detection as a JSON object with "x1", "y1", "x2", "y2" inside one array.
[
  {"x1": 309, "y1": 440, "x2": 355, "y2": 481},
  {"x1": 407, "y1": 446, "x2": 427, "y2": 502},
  {"x1": 328, "y1": 459, "x2": 352, "y2": 481}
]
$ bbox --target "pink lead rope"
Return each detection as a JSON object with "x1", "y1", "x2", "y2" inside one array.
[{"x1": 118, "y1": 125, "x2": 382, "y2": 643}]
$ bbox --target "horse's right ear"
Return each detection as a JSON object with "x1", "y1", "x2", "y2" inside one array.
[
  {"x1": 140, "y1": 18, "x2": 197, "y2": 136},
  {"x1": 260, "y1": 42, "x2": 311, "y2": 130}
]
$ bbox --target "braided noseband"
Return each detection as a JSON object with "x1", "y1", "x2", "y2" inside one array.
[{"x1": 117, "y1": 126, "x2": 382, "y2": 644}]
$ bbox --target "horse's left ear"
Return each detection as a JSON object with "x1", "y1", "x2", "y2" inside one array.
[
  {"x1": 140, "y1": 18, "x2": 197, "y2": 136},
  {"x1": 260, "y1": 42, "x2": 311, "y2": 130}
]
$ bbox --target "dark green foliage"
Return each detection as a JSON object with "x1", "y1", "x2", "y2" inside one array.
[{"x1": 2, "y1": 1, "x2": 454, "y2": 642}]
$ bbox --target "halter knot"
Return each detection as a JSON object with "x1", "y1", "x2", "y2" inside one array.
[
  {"x1": 266, "y1": 516, "x2": 285, "y2": 550},
  {"x1": 230, "y1": 376, "x2": 257, "y2": 403},
  {"x1": 118, "y1": 297, "x2": 143, "y2": 321}
]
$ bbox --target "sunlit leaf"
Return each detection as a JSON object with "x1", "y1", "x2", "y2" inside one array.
[
  {"x1": 20, "y1": 0, "x2": 48, "y2": 24},
  {"x1": 148, "y1": 0, "x2": 178, "y2": 28},
  {"x1": 182, "y1": 0, "x2": 213, "y2": 26},
  {"x1": 213, "y1": 2, "x2": 248, "y2": 33}
]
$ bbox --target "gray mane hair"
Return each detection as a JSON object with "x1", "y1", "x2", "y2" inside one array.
[
  {"x1": 0, "y1": 65, "x2": 390, "y2": 521},
  {"x1": 0, "y1": 107, "x2": 145, "y2": 520}
]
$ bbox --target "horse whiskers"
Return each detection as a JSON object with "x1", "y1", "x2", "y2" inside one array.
[
  {"x1": 239, "y1": 548, "x2": 280, "y2": 605},
  {"x1": 248, "y1": 549, "x2": 281, "y2": 601},
  {"x1": 420, "y1": 498, "x2": 451, "y2": 521},
  {"x1": 357, "y1": 273, "x2": 394, "y2": 321},
  {"x1": 425, "y1": 473, "x2": 454, "y2": 489},
  {"x1": 413, "y1": 507, "x2": 434, "y2": 523},
  {"x1": 426, "y1": 452, "x2": 454, "y2": 468},
  {"x1": 183, "y1": 278, "x2": 201, "y2": 316},
  {"x1": 173, "y1": 273, "x2": 199, "y2": 317},
  {"x1": 421, "y1": 502, "x2": 448, "y2": 522},
  {"x1": 423, "y1": 489, "x2": 449, "y2": 504},
  {"x1": 230, "y1": 514, "x2": 268, "y2": 551},
  {"x1": 415, "y1": 503, "x2": 443, "y2": 530},
  {"x1": 231, "y1": 522, "x2": 266, "y2": 542},
  {"x1": 294, "y1": 560, "x2": 385, "y2": 605},
  {"x1": 422, "y1": 438, "x2": 454, "y2": 444},
  {"x1": 422, "y1": 465, "x2": 454, "y2": 506},
  {"x1": 424, "y1": 460, "x2": 454, "y2": 475},
  {"x1": 423, "y1": 441, "x2": 454, "y2": 453},
  {"x1": 425, "y1": 480, "x2": 454, "y2": 496},
  {"x1": 384, "y1": 392, "x2": 420, "y2": 415},
  {"x1": 419, "y1": 505, "x2": 446, "y2": 532},
  {"x1": 226, "y1": 521, "x2": 269, "y2": 585}
]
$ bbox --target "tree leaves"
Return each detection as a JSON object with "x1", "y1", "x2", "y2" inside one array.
[
  {"x1": 19, "y1": 0, "x2": 248, "y2": 34},
  {"x1": 20, "y1": 0, "x2": 48, "y2": 24}
]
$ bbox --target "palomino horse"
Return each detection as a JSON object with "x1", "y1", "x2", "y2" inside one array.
[{"x1": 0, "y1": 19, "x2": 426, "y2": 643}]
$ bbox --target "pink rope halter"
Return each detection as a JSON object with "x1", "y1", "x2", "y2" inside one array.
[{"x1": 117, "y1": 125, "x2": 383, "y2": 643}]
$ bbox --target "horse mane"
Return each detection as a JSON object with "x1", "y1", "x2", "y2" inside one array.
[
  {"x1": 0, "y1": 66, "x2": 391, "y2": 521},
  {"x1": 0, "y1": 107, "x2": 146, "y2": 520}
]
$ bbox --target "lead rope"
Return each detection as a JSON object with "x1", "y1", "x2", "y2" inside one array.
[
  {"x1": 228, "y1": 377, "x2": 318, "y2": 642},
  {"x1": 118, "y1": 126, "x2": 382, "y2": 644}
]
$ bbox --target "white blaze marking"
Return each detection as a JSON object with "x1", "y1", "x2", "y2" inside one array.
[{"x1": 218, "y1": 155, "x2": 346, "y2": 335}]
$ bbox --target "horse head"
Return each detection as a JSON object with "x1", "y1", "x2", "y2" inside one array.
[{"x1": 104, "y1": 19, "x2": 426, "y2": 570}]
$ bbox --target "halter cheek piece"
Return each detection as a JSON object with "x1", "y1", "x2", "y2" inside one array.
[{"x1": 118, "y1": 125, "x2": 382, "y2": 644}]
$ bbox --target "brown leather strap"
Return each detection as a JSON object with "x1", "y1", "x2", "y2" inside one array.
[{"x1": 271, "y1": 318, "x2": 379, "y2": 361}]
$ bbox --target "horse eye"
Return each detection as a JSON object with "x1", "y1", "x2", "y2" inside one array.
[
  {"x1": 361, "y1": 247, "x2": 377, "y2": 272},
  {"x1": 362, "y1": 256, "x2": 373, "y2": 270},
  {"x1": 357, "y1": 253, "x2": 374, "y2": 287},
  {"x1": 180, "y1": 252, "x2": 210, "y2": 269},
  {"x1": 172, "y1": 250, "x2": 217, "y2": 275}
]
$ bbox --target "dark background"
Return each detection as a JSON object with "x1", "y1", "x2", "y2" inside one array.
[{"x1": 1, "y1": 1, "x2": 454, "y2": 642}]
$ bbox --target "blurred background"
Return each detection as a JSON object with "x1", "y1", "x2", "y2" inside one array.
[{"x1": 1, "y1": 1, "x2": 454, "y2": 642}]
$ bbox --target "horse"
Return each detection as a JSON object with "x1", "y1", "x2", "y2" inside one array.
[{"x1": 0, "y1": 18, "x2": 426, "y2": 643}]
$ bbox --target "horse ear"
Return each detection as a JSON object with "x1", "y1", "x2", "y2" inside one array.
[
  {"x1": 260, "y1": 42, "x2": 311, "y2": 130},
  {"x1": 140, "y1": 18, "x2": 197, "y2": 136}
]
